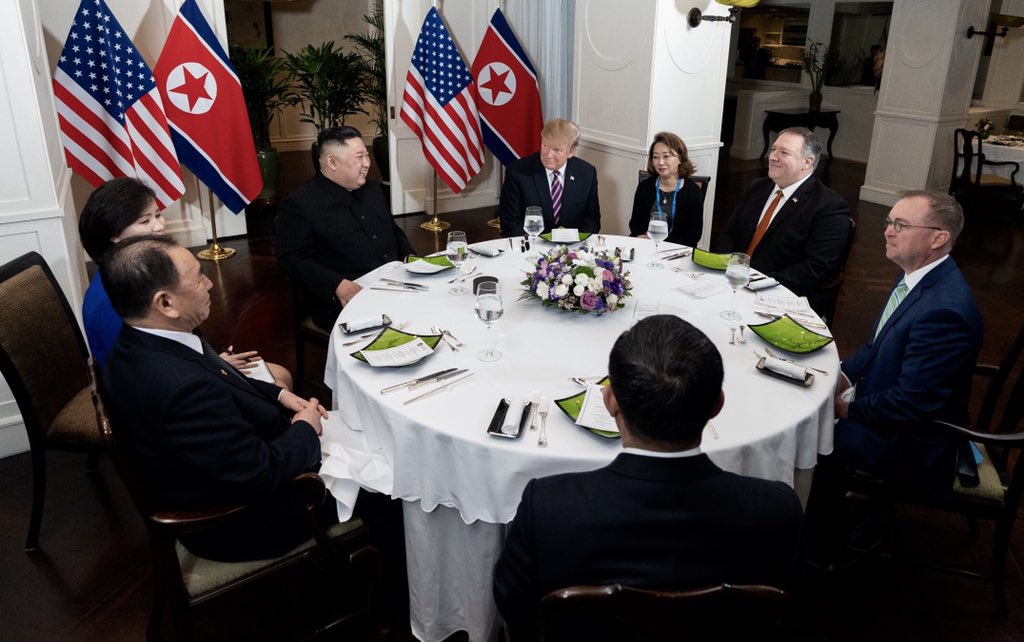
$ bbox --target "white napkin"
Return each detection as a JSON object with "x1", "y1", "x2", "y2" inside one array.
[
  {"x1": 763, "y1": 356, "x2": 808, "y2": 381},
  {"x1": 747, "y1": 277, "x2": 780, "y2": 291},
  {"x1": 342, "y1": 315, "x2": 385, "y2": 333},
  {"x1": 470, "y1": 243, "x2": 501, "y2": 257},
  {"x1": 502, "y1": 397, "x2": 526, "y2": 435}
]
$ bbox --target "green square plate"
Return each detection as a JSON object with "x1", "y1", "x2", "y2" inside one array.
[
  {"x1": 539, "y1": 231, "x2": 592, "y2": 243},
  {"x1": 405, "y1": 255, "x2": 455, "y2": 274},
  {"x1": 691, "y1": 248, "x2": 732, "y2": 270},
  {"x1": 554, "y1": 377, "x2": 619, "y2": 439},
  {"x1": 748, "y1": 314, "x2": 834, "y2": 354},
  {"x1": 350, "y1": 327, "x2": 442, "y2": 366}
]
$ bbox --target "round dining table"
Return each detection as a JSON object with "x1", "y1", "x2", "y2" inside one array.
[{"x1": 319, "y1": 235, "x2": 839, "y2": 642}]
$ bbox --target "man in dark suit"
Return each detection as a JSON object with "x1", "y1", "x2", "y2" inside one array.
[
  {"x1": 493, "y1": 316, "x2": 804, "y2": 639},
  {"x1": 101, "y1": 235, "x2": 332, "y2": 562},
  {"x1": 498, "y1": 118, "x2": 601, "y2": 237},
  {"x1": 277, "y1": 126, "x2": 414, "y2": 330},
  {"x1": 832, "y1": 190, "x2": 982, "y2": 497},
  {"x1": 716, "y1": 126, "x2": 850, "y2": 314}
]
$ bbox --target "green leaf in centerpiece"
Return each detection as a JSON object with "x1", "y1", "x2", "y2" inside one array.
[
  {"x1": 691, "y1": 248, "x2": 732, "y2": 270},
  {"x1": 351, "y1": 327, "x2": 442, "y2": 366},
  {"x1": 539, "y1": 231, "x2": 592, "y2": 242},
  {"x1": 748, "y1": 315, "x2": 834, "y2": 354},
  {"x1": 554, "y1": 377, "x2": 620, "y2": 439}
]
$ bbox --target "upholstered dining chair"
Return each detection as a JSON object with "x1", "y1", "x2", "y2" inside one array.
[
  {"x1": 88, "y1": 362, "x2": 383, "y2": 641},
  {"x1": 0, "y1": 251, "x2": 102, "y2": 551},
  {"x1": 949, "y1": 128, "x2": 1024, "y2": 214},
  {"x1": 534, "y1": 583, "x2": 793, "y2": 642},
  {"x1": 290, "y1": 282, "x2": 331, "y2": 397}
]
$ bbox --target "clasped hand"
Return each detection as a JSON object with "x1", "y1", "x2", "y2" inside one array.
[{"x1": 280, "y1": 389, "x2": 329, "y2": 435}]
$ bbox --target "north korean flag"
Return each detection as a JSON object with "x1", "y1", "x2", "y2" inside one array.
[
  {"x1": 471, "y1": 9, "x2": 543, "y2": 167},
  {"x1": 154, "y1": 0, "x2": 261, "y2": 213}
]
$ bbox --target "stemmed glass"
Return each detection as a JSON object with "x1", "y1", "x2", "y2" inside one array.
[
  {"x1": 646, "y1": 207, "x2": 669, "y2": 269},
  {"x1": 474, "y1": 281, "x2": 503, "y2": 361},
  {"x1": 720, "y1": 252, "x2": 751, "y2": 321},
  {"x1": 446, "y1": 231, "x2": 469, "y2": 295},
  {"x1": 523, "y1": 206, "x2": 544, "y2": 252}
]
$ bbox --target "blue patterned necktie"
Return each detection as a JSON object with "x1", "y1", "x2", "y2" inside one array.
[
  {"x1": 874, "y1": 278, "x2": 908, "y2": 338},
  {"x1": 550, "y1": 170, "x2": 563, "y2": 226}
]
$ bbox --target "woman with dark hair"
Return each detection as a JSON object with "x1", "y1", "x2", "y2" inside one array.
[
  {"x1": 628, "y1": 132, "x2": 704, "y2": 247},
  {"x1": 79, "y1": 178, "x2": 292, "y2": 388}
]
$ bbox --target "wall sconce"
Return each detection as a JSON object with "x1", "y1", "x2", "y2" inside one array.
[
  {"x1": 966, "y1": 14, "x2": 1024, "y2": 39},
  {"x1": 688, "y1": 0, "x2": 761, "y2": 28}
]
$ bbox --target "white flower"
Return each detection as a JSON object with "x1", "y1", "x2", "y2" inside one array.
[
  {"x1": 587, "y1": 283, "x2": 600, "y2": 292},
  {"x1": 561, "y1": 274, "x2": 574, "y2": 285},
  {"x1": 607, "y1": 293, "x2": 619, "y2": 307},
  {"x1": 554, "y1": 283, "x2": 569, "y2": 297},
  {"x1": 536, "y1": 281, "x2": 549, "y2": 300},
  {"x1": 573, "y1": 284, "x2": 585, "y2": 296},
  {"x1": 574, "y1": 273, "x2": 589, "y2": 286}
]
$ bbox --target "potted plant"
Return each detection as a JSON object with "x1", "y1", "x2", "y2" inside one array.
[
  {"x1": 284, "y1": 42, "x2": 368, "y2": 170},
  {"x1": 802, "y1": 40, "x2": 828, "y2": 113},
  {"x1": 229, "y1": 44, "x2": 297, "y2": 200},
  {"x1": 347, "y1": 9, "x2": 389, "y2": 181}
]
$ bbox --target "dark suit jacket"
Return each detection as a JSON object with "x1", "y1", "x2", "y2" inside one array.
[
  {"x1": 498, "y1": 153, "x2": 601, "y2": 237},
  {"x1": 837, "y1": 258, "x2": 983, "y2": 498},
  {"x1": 102, "y1": 326, "x2": 324, "y2": 561},
  {"x1": 493, "y1": 453, "x2": 804, "y2": 638},
  {"x1": 715, "y1": 176, "x2": 850, "y2": 313},
  {"x1": 277, "y1": 173, "x2": 415, "y2": 329}
]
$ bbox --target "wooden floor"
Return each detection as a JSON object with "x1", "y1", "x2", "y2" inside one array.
[{"x1": 2, "y1": 152, "x2": 1023, "y2": 640}]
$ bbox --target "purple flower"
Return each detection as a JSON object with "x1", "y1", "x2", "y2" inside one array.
[{"x1": 580, "y1": 290, "x2": 598, "y2": 310}]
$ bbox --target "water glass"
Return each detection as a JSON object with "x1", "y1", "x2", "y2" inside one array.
[
  {"x1": 647, "y1": 207, "x2": 669, "y2": 269},
  {"x1": 474, "y1": 281, "x2": 503, "y2": 361},
  {"x1": 720, "y1": 252, "x2": 751, "y2": 321},
  {"x1": 447, "y1": 231, "x2": 469, "y2": 295}
]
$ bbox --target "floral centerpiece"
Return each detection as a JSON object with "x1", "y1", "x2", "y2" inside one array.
[
  {"x1": 976, "y1": 118, "x2": 995, "y2": 139},
  {"x1": 520, "y1": 244, "x2": 632, "y2": 314}
]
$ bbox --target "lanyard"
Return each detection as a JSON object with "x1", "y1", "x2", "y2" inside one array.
[{"x1": 655, "y1": 178, "x2": 683, "y2": 233}]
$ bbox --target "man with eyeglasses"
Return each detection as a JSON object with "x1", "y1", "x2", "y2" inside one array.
[
  {"x1": 807, "y1": 191, "x2": 982, "y2": 556},
  {"x1": 277, "y1": 126, "x2": 414, "y2": 330},
  {"x1": 497, "y1": 118, "x2": 601, "y2": 237}
]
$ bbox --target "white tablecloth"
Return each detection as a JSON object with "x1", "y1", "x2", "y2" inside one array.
[
  {"x1": 981, "y1": 136, "x2": 1024, "y2": 180},
  {"x1": 320, "y1": 236, "x2": 838, "y2": 642}
]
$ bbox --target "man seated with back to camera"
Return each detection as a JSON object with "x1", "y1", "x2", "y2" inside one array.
[
  {"x1": 277, "y1": 126, "x2": 414, "y2": 330},
  {"x1": 101, "y1": 235, "x2": 335, "y2": 562},
  {"x1": 493, "y1": 315, "x2": 804, "y2": 640}
]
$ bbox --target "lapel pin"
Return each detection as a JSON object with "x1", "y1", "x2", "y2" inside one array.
[
  {"x1": 220, "y1": 369, "x2": 228, "y2": 376},
  {"x1": 570, "y1": 175, "x2": 575, "y2": 181}
]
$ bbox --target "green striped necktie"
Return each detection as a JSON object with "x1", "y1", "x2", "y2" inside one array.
[{"x1": 874, "y1": 278, "x2": 908, "y2": 339}]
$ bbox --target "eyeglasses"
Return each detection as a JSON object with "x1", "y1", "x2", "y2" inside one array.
[
  {"x1": 651, "y1": 153, "x2": 679, "y2": 162},
  {"x1": 884, "y1": 218, "x2": 943, "y2": 233}
]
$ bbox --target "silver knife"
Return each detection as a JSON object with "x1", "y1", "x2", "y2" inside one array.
[
  {"x1": 380, "y1": 367, "x2": 458, "y2": 394},
  {"x1": 380, "y1": 278, "x2": 428, "y2": 290},
  {"x1": 404, "y1": 372, "x2": 475, "y2": 405},
  {"x1": 409, "y1": 367, "x2": 469, "y2": 390}
]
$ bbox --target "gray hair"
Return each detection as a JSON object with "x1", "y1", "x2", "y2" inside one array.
[
  {"x1": 780, "y1": 127, "x2": 822, "y2": 169},
  {"x1": 899, "y1": 190, "x2": 964, "y2": 242}
]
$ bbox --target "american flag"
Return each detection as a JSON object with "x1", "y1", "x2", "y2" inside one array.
[
  {"x1": 52, "y1": 0, "x2": 184, "y2": 208},
  {"x1": 400, "y1": 7, "x2": 483, "y2": 194}
]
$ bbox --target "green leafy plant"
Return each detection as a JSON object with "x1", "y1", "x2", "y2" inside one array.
[
  {"x1": 284, "y1": 42, "x2": 368, "y2": 132},
  {"x1": 803, "y1": 40, "x2": 859, "y2": 90},
  {"x1": 229, "y1": 45, "x2": 297, "y2": 152},
  {"x1": 802, "y1": 40, "x2": 829, "y2": 94},
  {"x1": 347, "y1": 10, "x2": 387, "y2": 138}
]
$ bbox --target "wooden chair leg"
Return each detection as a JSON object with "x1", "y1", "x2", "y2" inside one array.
[
  {"x1": 25, "y1": 448, "x2": 46, "y2": 551},
  {"x1": 992, "y1": 517, "x2": 1012, "y2": 616}
]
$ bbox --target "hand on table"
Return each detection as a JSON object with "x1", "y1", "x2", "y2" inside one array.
[{"x1": 336, "y1": 279, "x2": 363, "y2": 306}]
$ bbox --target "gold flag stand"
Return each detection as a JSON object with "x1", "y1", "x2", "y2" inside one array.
[
  {"x1": 197, "y1": 187, "x2": 236, "y2": 262},
  {"x1": 420, "y1": 172, "x2": 450, "y2": 231}
]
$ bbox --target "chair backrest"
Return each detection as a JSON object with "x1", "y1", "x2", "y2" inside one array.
[
  {"x1": 538, "y1": 583, "x2": 793, "y2": 642},
  {"x1": 1006, "y1": 115, "x2": 1024, "y2": 135},
  {"x1": 637, "y1": 171, "x2": 712, "y2": 205},
  {"x1": 976, "y1": 322, "x2": 1024, "y2": 435},
  {"x1": 0, "y1": 252, "x2": 91, "y2": 445},
  {"x1": 951, "y1": 128, "x2": 985, "y2": 191}
]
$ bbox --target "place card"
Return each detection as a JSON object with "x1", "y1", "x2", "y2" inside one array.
[{"x1": 551, "y1": 228, "x2": 580, "y2": 243}]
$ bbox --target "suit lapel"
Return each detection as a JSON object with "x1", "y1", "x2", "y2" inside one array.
[{"x1": 869, "y1": 259, "x2": 954, "y2": 349}]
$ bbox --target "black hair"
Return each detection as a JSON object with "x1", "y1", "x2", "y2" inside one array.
[
  {"x1": 78, "y1": 178, "x2": 157, "y2": 262},
  {"x1": 100, "y1": 235, "x2": 179, "y2": 321}
]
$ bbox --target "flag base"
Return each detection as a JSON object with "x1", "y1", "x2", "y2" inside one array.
[
  {"x1": 420, "y1": 214, "x2": 451, "y2": 231},
  {"x1": 197, "y1": 243, "x2": 236, "y2": 262},
  {"x1": 487, "y1": 217, "x2": 501, "y2": 230}
]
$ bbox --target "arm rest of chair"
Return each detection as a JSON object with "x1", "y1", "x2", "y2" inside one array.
[
  {"x1": 931, "y1": 419, "x2": 1024, "y2": 448},
  {"x1": 150, "y1": 503, "x2": 249, "y2": 536},
  {"x1": 974, "y1": 363, "x2": 999, "y2": 377},
  {"x1": 980, "y1": 159, "x2": 1021, "y2": 183}
]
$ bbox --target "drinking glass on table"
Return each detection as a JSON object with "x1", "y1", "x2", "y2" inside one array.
[
  {"x1": 646, "y1": 207, "x2": 669, "y2": 269},
  {"x1": 447, "y1": 231, "x2": 469, "y2": 295},
  {"x1": 523, "y1": 207, "x2": 544, "y2": 251},
  {"x1": 720, "y1": 252, "x2": 750, "y2": 322},
  {"x1": 474, "y1": 281, "x2": 503, "y2": 361}
]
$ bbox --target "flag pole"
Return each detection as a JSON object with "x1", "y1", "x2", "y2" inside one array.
[
  {"x1": 487, "y1": 163, "x2": 503, "y2": 229},
  {"x1": 420, "y1": 171, "x2": 450, "y2": 231},
  {"x1": 197, "y1": 185, "x2": 236, "y2": 261}
]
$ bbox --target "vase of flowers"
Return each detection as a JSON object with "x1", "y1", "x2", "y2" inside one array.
[
  {"x1": 520, "y1": 245, "x2": 632, "y2": 314},
  {"x1": 976, "y1": 118, "x2": 994, "y2": 140}
]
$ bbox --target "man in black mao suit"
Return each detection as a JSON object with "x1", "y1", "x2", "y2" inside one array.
[
  {"x1": 493, "y1": 316, "x2": 804, "y2": 640},
  {"x1": 716, "y1": 127, "x2": 850, "y2": 314},
  {"x1": 277, "y1": 126, "x2": 414, "y2": 330},
  {"x1": 101, "y1": 236, "x2": 332, "y2": 562},
  {"x1": 498, "y1": 118, "x2": 601, "y2": 237}
]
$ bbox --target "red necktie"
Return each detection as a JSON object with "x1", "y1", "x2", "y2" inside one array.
[{"x1": 746, "y1": 189, "x2": 784, "y2": 256}]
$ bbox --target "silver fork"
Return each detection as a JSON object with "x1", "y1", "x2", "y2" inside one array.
[
  {"x1": 763, "y1": 347, "x2": 830, "y2": 376},
  {"x1": 529, "y1": 390, "x2": 541, "y2": 431},
  {"x1": 431, "y1": 325, "x2": 460, "y2": 352},
  {"x1": 537, "y1": 397, "x2": 550, "y2": 447},
  {"x1": 442, "y1": 329, "x2": 465, "y2": 348}
]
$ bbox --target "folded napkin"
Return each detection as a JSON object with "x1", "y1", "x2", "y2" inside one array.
[
  {"x1": 502, "y1": 397, "x2": 526, "y2": 435},
  {"x1": 469, "y1": 243, "x2": 501, "y2": 257},
  {"x1": 747, "y1": 277, "x2": 780, "y2": 291},
  {"x1": 341, "y1": 315, "x2": 386, "y2": 333},
  {"x1": 763, "y1": 356, "x2": 807, "y2": 381}
]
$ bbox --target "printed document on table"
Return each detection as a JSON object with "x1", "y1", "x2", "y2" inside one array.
[
  {"x1": 361, "y1": 338, "x2": 433, "y2": 367},
  {"x1": 576, "y1": 384, "x2": 619, "y2": 433},
  {"x1": 756, "y1": 293, "x2": 812, "y2": 313},
  {"x1": 674, "y1": 277, "x2": 727, "y2": 299}
]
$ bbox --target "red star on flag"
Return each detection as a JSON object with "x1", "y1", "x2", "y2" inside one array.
[
  {"x1": 169, "y1": 67, "x2": 210, "y2": 111},
  {"x1": 480, "y1": 67, "x2": 512, "y2": 102}
]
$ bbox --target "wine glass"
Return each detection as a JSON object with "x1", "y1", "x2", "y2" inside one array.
[
  {"x1": 447, "y1": 231, "x2": 469, "y2": 295},
  {"x1": 720, "y1": 252, "x2": 751, "y2": 321},
  {"x1": 474, "y1": 281, "x2": 503, "y2": 361},
  {"x1": 523, "y1": 206, "x2": 544, "y2": 251},
  {"x1": 646, "y1": 207, "x2": 669, "y2": 269}
]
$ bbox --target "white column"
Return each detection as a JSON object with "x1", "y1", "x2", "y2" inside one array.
[{"x1": 860, "y1": 0, "x2": 992, "y2": 206}]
